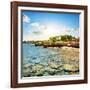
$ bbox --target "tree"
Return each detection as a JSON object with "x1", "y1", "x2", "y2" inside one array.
[
  {"x1": 60, "y1": 35, "x2": 75, "y2": 41},
  {"x1": 49, "y1": 37, "x2": 57, "y2": 44}
]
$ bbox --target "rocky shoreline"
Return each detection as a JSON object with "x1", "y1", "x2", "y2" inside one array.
[
  {"x1": 22, "y1": 46, "x2": 79, "y2": 77},
  {"x1": 60, "y1": 46, "x2": 79, "y2": 72}
]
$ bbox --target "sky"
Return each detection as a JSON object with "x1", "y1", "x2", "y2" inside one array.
[{"x1": 22, "y1": 10, "x2": 80, "y2": 41}]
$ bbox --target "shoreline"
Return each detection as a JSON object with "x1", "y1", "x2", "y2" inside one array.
[{"x1": 23, "y1": 41, "x2": 79, "y2": 48}]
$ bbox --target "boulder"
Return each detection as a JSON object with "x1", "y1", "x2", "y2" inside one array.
[
  {"x1": 48, "y1": 61, "x2": 62, "y2": 69},
  {"x1": 45, "y1": 67, "x2": 56, "y2": 75},
  {"x1": 23, "y1": 63, "x2": 32, "y2": 69},
  {"x1": 31, "y1": 64, "x2": 45, "y2": 76},
  {"x1": 23, "y1": 68, "x2": 32, "y2": 77},
  {"x1": 64, "y1": 64, "x2": 79, "y2": 72}
]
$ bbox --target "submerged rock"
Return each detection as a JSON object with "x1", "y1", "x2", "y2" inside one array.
[
  {"x1": 45, "y1": 67, "x2": 56, "y2": 75},
  {"x1": 23, "y1": 68, "x2": 32, "y2": 77},
  {"x1": 35, "y1": 69, "x2": 45, "y2": 76},
  {"x1": 23, "y1": 63, "x2": 32, "y2": 69},
  {"x1": 23, "y1": 64, "x2": 45, "y2": 77},
  {"x1": 48, "y1": 61, "x2": 62, "y2": 69},
  {"x1": 32, "y1": 64, "x2": 44, "y2": 71},
  {"x1": 31, "y1": 64, "x2": 45, "y2": 76},
  {"x1": 45, "y1": 62, "x2": 64, "y2": 75}
]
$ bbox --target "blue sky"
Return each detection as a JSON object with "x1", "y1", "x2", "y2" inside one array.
[{"x1": 22, "y1": 11, "x2": 80, "y2": 41}]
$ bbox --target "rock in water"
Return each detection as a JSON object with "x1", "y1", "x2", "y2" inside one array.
[
  {"x1": 23, "y1": 68, "x2": 31, "y2": 77},
  {"x1": 64, "y1": 64, "x2": 79, "y2": 72},
  {"x1": 31, "y1": 64, "x2": 45, "y2": 76},
  {"x1": 60, "y1": 47, "x2": 79, "y2": 74},
  {"x1": 48, "y1": 61, "x2": 62, "y2": 69},
  {"x1": 45, "y1": 67, "x2": 56, "y2": 75}
]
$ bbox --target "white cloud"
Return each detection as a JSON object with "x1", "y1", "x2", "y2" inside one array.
[
  {"x1": 31, "y1": 22, "x2": 46, "y2": 30},
  {"x1": 23, "y1": 14, "x2": 30, "y2": 23},
  {"x1": 31, "y1": 22, "x2": 40, "y2": 27},
  {"x1": 62, "y1": 28, "x2": 79, "y2": 38},
  {"x1": 39, "y1": 25, "x2": 46, "y2": 30},
  {"x1": 30, "y1": 22, "x2": 47, "y2": 35}
]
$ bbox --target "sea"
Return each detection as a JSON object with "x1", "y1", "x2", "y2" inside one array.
[{"x1": 22, "y1": 43, "x2": 61, "y2": 65}]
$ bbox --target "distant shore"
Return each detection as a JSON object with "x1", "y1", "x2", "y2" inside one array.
[
  {"x1": 23, "y1": 35, "x2": 79, "y2": 48},
  {"x1": 23, "y1": 40, "x2": 79, "y2": 48}
]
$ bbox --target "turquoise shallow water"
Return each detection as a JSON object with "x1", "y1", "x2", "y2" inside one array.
[{"x1": 22, "y1": 43, "x2": 61, "y2": 65}]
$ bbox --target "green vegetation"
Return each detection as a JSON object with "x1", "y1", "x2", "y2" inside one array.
[
  {"x1": 49, "y1": 37, "x2": 57, "y2": 44},
  {"x1": 49, "y1": 35, "x2": 77, "y2": 42},
  {"x1": 60, "y1": 35, "x2": 75, "y2": 41}
]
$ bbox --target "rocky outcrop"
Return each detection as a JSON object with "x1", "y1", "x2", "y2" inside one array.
[
  {"x1": 23, "y1": 61, "x2": 64, "y2": 77},
  {"x1": 60, "y1": 47, "x2": 79, "y2": 73},
  {"x1": 31, "y1": 64, "x2": 45, "y2": 76}
]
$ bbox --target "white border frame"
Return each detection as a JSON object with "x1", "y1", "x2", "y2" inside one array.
[{"x1": 18, "y1": 6, "x2": 84, "y2": 83}]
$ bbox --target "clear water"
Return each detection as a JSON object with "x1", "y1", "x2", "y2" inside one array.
[{"x1": 22, "y1": 43, "x2": 61, "y2": 65}]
